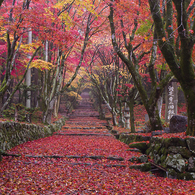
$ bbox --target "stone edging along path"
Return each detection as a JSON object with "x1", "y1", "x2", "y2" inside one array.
[
  {"x1": 114, "y1": 130, "x2": 195, "y2": 180},
  {"x1": 0, "y1": 117, "x2": 66, "y2": 152}
]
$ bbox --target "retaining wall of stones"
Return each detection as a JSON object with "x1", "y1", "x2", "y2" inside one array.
[
  {"x1": 118, "y1": 133, "x2": 195, "y2": 180},
  {"x1": 0, "y1": 117, "x2": 66, "y2": 151}
]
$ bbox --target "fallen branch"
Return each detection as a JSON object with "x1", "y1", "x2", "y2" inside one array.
[{"x1": 148, "y1": 159, "x2": 167, "y2": 172}]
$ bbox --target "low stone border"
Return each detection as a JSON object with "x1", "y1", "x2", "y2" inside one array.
[
  {"x1": 0, "y1": 117, "x2": 67, "y2": 152},
  {"x1": 147, "y1": 137, "x2": 195, "y2": 180},
  {"x1": 116, "y1": 132, "x2": 195, "y2": 180}
]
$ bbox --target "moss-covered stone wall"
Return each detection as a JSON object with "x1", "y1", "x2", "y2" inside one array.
[
  {"x1": 0, "y1": 117, "x2": 66, "y2": 151},
  {"x1": 118, "y1": 133, "x2": 195, "y2": 180},
  {"x1": 146, "y1": 137, "x2": 195, "y2": 180}
]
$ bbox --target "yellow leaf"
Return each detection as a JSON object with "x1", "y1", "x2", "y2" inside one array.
[
  {"x1": 30, "y1": 60, "x2": 55, "y2": 70},
  {"x1": 144, "y1": 36, "x2": 148, "y2": 40},
  {"x1": 162, "y1": 37, "x2": 166, "y2": 42}
]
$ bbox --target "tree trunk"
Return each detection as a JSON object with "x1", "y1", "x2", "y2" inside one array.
[
  {"x1": 112, "y1": 111, "x2": 118, "y2": 126},
  {"x1": 186, "y1": 104, "x2": 195, "y2": 136},
  {"x1": 54, "y1": 100, "x2": 58, "y2": 118},
  {"x1": 118, "y1": 100, "x2": 125, "y2": 127},
  {"x1": 118, "y1": 115, "x2": 125, "y2": 128},
  {"x1": 148, "y1": 109, "x2": 163, "y2": 131},
  {"x1": 43, "y1": 99, "x2": 55, "y2": 124},
  {"x1": 98, "y1": 96, "x2": 105, "y2": 120},
  {"x1": 54, "y1": 95, "x2": 61, "y2": 118},
  {"x1": 26, "y1": 29, "x2": 32, "y2": 109},
  {"x1": 43, "y1": 108, "x2": 52, "y2": 125},
  {"x1": 148, "y1": 0, "x2": 195, "y2": 135},
  {"x1": 128, "y1": 99, "x2": 135, "y2": 133},
  {"x1": 14, "y1": 105, "x2": 19, "y2": 121},
  {"x1": 25, "y1": 29, "x2": 32, "y2": 122},
  {"x1": 32, "y1": 68, "x2": 39, "y2": 108},
  {"x1": 0, "y1": 97, "x2": 3, "y2": 111},
  {"x1": 184, "y1": 85, "x2": 195, "y2": 136}
]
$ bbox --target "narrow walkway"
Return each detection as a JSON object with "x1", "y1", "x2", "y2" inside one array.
[{"x1": 0, "y1": 92, "x2": 195, "y2": 194}]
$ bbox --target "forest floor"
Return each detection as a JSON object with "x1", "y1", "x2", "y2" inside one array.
[{"x1": 0, "y1": 94, "x2": 195, "y2": 194}]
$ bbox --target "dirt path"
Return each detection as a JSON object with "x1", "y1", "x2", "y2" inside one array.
[{"x1": 0, "y1": 93, "x2": 195, "y2": 194}]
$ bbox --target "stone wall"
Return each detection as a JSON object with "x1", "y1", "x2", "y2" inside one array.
[
  {"x1": 147, "y1": 137, "x2": 195, "y2": 180},
  {"x1": 118, "y1": 133, "x2": 195, "y2": 180},
  {"x1": 119, "y1": 133, "x2": 150, "y2": 144},
  {"x1": 0, "y1": 117, "x2": 66, "y2": 151}
]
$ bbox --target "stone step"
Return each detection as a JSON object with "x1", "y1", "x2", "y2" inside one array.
[
  {"x1": 24, "y1": 155, "x2": 125, "y2": 161},
  {"x1": 69, "y1": 115, "x2": 99, "y2": 118},
  {"x1": 63, "y1": 126, "x2": 104, "y2": 129},
  {"x1": 54, "y1": 133, "x2": 113, "y2": 136},
  {"x1": 22, "y1": 160, "x2": 127, "y2": 168},
  {"x1": 59, "y1": 131, "x2": 108, "y2": 134}
]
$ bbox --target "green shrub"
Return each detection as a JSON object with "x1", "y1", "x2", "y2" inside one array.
[{"x1": 3, "y1": 103, "x2": 42, "y2": 122}]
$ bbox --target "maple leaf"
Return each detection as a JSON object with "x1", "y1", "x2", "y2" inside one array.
[
  {"x1": 162, "y1": 37, "x2": 166, "y2": 42},
  {"x1": 30, "y1": 59, "x2": 55, "y2": 70},
  {"x1": 124, "y1": 83, "x2": 133, "y2": 88}
]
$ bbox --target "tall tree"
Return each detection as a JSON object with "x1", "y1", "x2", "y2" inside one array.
[
  {"x1": 148, "y1": 0, "x2": 195, "y2": 135},
  {"x1": 108, "y1": 0, "x2": 173, "y2": 131},
  {"x1": 0, "y1": 0, "x2": 39, "y2": 112}
]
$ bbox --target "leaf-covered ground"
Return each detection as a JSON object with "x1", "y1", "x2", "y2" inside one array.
[{"x1": 0, "y1": 100, "x2": 195, "y2": 194}]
